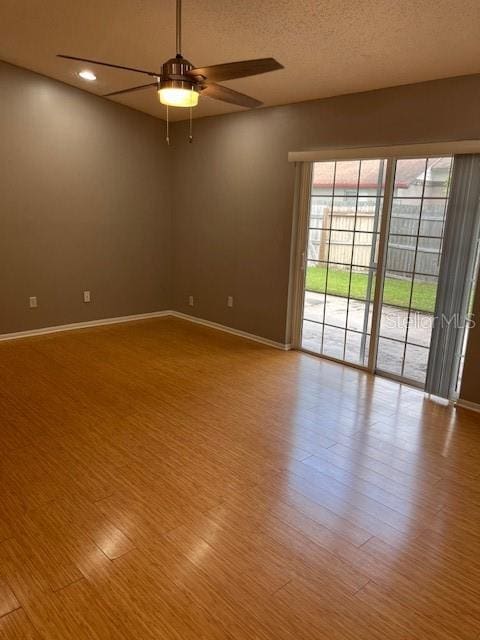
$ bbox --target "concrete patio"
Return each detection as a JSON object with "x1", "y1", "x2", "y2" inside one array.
[{"x1": 302, "y1": 292, "x2": 433, "y2": 383}]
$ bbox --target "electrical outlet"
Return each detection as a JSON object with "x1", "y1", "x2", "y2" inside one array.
[
  {"x1": 83, "y1": 290, "x2": 91, "y2": 303},
  {"x1": 188, "y1": 295, "x2": 194, "y2": 307},
  {"x1": 227, "y1": 296, "x2": 234, "y2": 308},
  {"x1": 29, "y1": 296, "x2": 37, "y2": 308}
]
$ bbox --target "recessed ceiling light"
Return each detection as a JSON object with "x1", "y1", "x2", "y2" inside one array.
[{"x1": 78, "y1": 70, "x2": 96, "y2": 81}]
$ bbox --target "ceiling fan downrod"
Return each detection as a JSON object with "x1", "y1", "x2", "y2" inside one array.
[{"x1": 176, "y1": 0, "x2": 182, "y2": 57}]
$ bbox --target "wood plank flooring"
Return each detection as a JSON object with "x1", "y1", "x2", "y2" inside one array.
[{"x1": 1, "y1": 316, "x2": 480, "y2": 639}]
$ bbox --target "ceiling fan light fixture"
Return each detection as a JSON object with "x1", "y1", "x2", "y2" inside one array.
[
  {"x1": 158, "y1": 81, "x2": 199, "y2": 108},
  {"x1": 58, "y1": 0, "x2": 283, "y2": 136}
]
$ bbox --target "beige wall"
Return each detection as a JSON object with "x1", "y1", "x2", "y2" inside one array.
[
  {"x1": 170, "y1": 73, "x2": 480, "y2": 398},
  {"x1": 0, "y1": 61, "x2": 171, "y2": 334}
]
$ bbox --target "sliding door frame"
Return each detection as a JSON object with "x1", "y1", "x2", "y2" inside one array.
[
  {"x1": 289, "y1": 162, "x2": 313, "y2": 350},
  {"x1": 367, "y1": 160, "x2": 395, "y2": 371}
]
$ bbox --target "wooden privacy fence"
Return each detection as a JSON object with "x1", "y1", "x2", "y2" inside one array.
[{"x1": 310, "y1": 203, "x2": 444, "y2": 281}]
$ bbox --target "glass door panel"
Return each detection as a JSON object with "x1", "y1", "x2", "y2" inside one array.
[
  {"x1": 375, "y1": 156, "x2": 454, "y2": 385},
  {"x1": 301, "y1": 159, "x2": 386, "y2": 366}
]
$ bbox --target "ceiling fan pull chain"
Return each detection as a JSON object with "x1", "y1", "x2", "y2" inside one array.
[
  {"x1": 189, "y1": 104, "x2": 193, "y2": 143},
  {"x1": 166, "y1": 105, "x2": 170, "y2": 145}
]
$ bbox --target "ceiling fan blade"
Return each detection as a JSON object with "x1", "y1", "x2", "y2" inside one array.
[
  {"x1": 201, "y1": 83, "x2": 262, "y2": 108},
  {"x1": 103, "y1": 83, "x2": 158, "y2": 97},
  {"x1": 57, "y1": 54, "x2": 159, "y2": 77},
  {"x1": 188, "y1": 58, "x2": 283, "y2": 82}
]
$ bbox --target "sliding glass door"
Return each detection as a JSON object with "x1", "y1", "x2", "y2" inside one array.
[{"x1": 296, "y1": 152, "x2": 478, "y2": 395}]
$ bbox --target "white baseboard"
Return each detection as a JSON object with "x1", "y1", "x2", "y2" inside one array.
[
  {"x1": 0, "y1": 309, "x2": 291, "y2": 351},
  {"x1": 455, "y1": 398, "x2": 480, "y2": 414},
  {"x1": 170, "y1": 311, "x2": 291, "y2": 351},
  {"x1": 0, "y1": 310, "x2": 171, "y2": 342}
]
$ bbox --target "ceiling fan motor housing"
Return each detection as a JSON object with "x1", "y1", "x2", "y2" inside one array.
[{"x1": 159, "y1": 56, "x2": 201, "y2": 95}]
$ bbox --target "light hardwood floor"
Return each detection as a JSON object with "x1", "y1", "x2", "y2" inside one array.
[{"x1": 1, "y1": 317, "x2": 479, "y2": 639}]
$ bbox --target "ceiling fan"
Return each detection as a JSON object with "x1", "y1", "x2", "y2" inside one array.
[{"x1": 57, "y1": 0, "x2": 283, "y2": 141}]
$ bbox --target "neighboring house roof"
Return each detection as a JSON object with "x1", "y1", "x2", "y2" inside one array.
[{"x1": 312, "y1": 157, "x2": 451, "y2": 189}]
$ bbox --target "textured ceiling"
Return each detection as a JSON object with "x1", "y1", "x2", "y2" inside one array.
[{"x1": 1, "y1": 0, "x2": 480, "y2": 121}]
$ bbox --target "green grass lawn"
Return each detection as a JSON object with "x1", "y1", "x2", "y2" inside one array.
[{"x1": 306, "y1": 266, "x2": 437, "y2": 313}]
